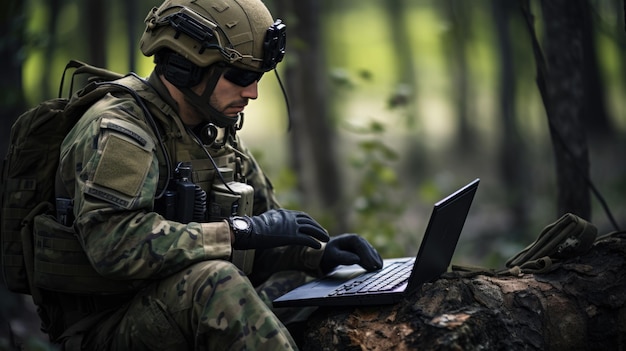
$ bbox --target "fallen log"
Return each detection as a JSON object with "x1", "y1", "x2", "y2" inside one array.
[{"x1": 302, "y1": 233, "x2": 626, "y2": 350}]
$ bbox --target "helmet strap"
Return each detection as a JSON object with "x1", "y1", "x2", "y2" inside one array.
[{"x1": 180, "y1": 64, "x2": 239, "y2": 128}]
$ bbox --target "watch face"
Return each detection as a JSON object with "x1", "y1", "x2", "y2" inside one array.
[{"x1": 232, "y1": 218, "x2": 250, "y2": 231}]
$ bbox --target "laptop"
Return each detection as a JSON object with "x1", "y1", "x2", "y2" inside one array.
[{"x1": 273, "y1": 178, "x2": 479, "y2": 307}]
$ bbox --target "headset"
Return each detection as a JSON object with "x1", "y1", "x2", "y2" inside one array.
[{"x1": 156, "y1": 50, "x2": 206, "y2": 88}]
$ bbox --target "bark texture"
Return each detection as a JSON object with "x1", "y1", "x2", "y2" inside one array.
[{"x1": 302, "y1": 233, "x2": 626, "y2": 350}]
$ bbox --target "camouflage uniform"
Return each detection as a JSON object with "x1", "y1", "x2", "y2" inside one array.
[{"x1": 44, "y1": 73, "x2": 324, "y2": 350}]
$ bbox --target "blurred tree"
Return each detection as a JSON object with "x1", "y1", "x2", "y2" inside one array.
[
  {"x1": 273, "y1": 0, "x2": 347, "y2": 233},
  {"x1": 82, "y1": 0, "x2": 107, "y2": 67},
  {"x1": 522, "y1": 0, "x2": 592, "y2": 220},
  {"x1": 42, "y1": 0, "x2": 62, "y2": 98},
  {"x1": 493, "y1": 0, "x2": 530, "y2": 240},
  {"x1": 579, "y1": 0, "x2": 613, "y2": 136},
  {"x1": 615, "y1": 0, "x2": 626, "y2": 101},
  {"x1": 383, "y1": 0, "x2": 430, "y2": 187},
  {"x1": 0, "y1": 1, "x2": 26, "y2": 155},
  {"x1": 125, "y1": 0, "x2": 139, "y2": 72},
  {"x1": 383, "y1": 0, "x2": 419, "y2": 126},
  {"x1": 441, "y1": 0, "x2": 475, "y2": 151}
]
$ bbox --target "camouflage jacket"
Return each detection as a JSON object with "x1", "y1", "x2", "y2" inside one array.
[{"x1": 56, "y1": 72, "x2": 324, "y2": 288}]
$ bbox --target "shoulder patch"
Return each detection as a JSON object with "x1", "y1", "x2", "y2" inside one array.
[{"x1": 86, "y1": 117, "x2": 156, "y2": 208}]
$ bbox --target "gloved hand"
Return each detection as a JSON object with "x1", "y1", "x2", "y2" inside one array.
[
  {"x1": 320, "y1": 233, "x2": 383, "y2": 273},
  {"x1": 231, "y1": 209, "x2": 329, "y2": 250}
]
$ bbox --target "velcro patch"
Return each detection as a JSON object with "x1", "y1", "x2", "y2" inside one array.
[{"x1": 93, "y1": 134, "x2": 152, "y2": 197}]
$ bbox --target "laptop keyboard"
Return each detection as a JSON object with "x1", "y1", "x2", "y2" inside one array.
[{"x1": 328, "y1": 260, "x2": 413, "y2": 296}]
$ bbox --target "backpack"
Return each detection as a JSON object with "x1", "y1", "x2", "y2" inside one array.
[
  {"x1": 451, "y1": 213, "x2": 599, "y2": 277},
  {"x1": 0, "y1": 60, "x2": 159, "y2": 297}
]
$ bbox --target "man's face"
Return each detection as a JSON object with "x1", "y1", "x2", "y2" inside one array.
[{"x1": 204, "y1": 75, "x2": 259, "y2": 117}]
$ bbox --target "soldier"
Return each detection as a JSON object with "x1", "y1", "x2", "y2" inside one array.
[{"x1": 43, "y1": 0, "x2": 383, "y2": 350}]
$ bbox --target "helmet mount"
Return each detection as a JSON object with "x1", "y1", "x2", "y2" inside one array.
[
  {"x1": 165, "y1": 10, "x2": 220, "y2": 56},
  {"x1": 262, "y1": 19, "x2": 286, "y2": 70}
]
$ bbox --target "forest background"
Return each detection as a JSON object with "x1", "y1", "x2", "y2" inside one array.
[{"x1": 1, "y1": 0, "x2": 625, "y2": 311}]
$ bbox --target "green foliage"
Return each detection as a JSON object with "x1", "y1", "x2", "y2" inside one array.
[
  {"x1": 270, "y1": 164, "x2": 301, "y2": 209},
  {"x1": 327, "y1": 64, "x2": 420, "y2": 257},
  {"x1": 246, "y1": 148, "x2": 304, "y2": 213},
  {"x1": 343, "y1": 119, "x2": 407, "y2": 258},
  {"x1": 329, "y1": 67, "x2": 357, "y2": 89}
]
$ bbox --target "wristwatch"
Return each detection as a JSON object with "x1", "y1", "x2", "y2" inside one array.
[{"x1": 229, "y1": 216, "x2": 252, "y2": 236}]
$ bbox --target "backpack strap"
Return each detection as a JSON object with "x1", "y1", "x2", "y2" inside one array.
[
  {"x1": 59, "y1": 60, "x2": 124, "y2": 98},
  {"x1": 91, "y1": 75, "x2": 175, "y2": 197},
  {"x1": 61, "y1": 74, "x2": 175, "y2": 199}
]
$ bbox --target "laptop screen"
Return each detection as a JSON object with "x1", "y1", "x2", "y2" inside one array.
[{"x1": 405, "y1": 178, "x2": 479, "y2": 294}]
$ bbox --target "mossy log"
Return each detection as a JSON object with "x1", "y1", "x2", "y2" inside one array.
[{"x1": 302, "y1": 234, "x2": 626, "y2": 350}]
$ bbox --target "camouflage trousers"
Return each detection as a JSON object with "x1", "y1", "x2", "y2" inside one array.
[{"x1": 82, "y1": 260, "x2": 315, "y2": 351}]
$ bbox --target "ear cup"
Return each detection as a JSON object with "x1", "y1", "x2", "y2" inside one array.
[{"x1": 162, "y1": 53, "x2": 205, "y2": 88}]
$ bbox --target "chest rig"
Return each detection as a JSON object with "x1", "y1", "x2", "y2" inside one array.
[{"x1": 134, "y1": 77, "x2": 256, "y2": 274}]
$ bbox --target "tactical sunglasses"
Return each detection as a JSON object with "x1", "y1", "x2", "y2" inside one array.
[{"x1": 223, "y1": 66, "x2": 264, "y2": 87}]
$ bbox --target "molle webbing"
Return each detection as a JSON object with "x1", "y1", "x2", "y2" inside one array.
[{"x1": 33, "y1": 214, "x2": 147, "y2": 294}]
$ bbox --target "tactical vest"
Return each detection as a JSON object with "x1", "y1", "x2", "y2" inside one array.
[{"x1": 33, "y1": 75, "x2": 255, "y2": 295}]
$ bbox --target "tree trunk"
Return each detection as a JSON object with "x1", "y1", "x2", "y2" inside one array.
[
  {"x1": 125, "y1": 0, "x2": 139, "y2": 73},
  {"x1": 85, "y1": 0, "x2": 108, "y2": 68},
  {"x1": 384, "y1": 0, "x2": 420, "y2": 127},
  {"x1": 493, "y1": 0, "x2": 530, "y2": 241},
  {"x1": 522, "y1": 0, "x2": 592, "y2": 220},
  {"x1": 579, "y1": 0, "x2": 612, "y2": 137},
  {"x1": 274, "y1": 0, "x2": 347, "y2": 232},
  {"x1": 42, "y1": 0, "x2": 62, "y2": 98},
  {"x1": 442, "y1": 0, "x2": 474, "y2": 151},
  {"x1": 301, "y1": 233, "x2": 626, "y2": 350}
]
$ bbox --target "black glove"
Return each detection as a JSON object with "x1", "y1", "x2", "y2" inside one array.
[
  {"x1": 231, "y1": 209, "x2": 329, "y2": 250},
  {"x1": 320, "y1": 233, "x2": 383, "y2": 273}
]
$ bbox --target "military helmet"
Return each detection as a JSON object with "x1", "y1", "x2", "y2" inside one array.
[{"x1": 140, "y1": 0, "x2": 285, "y2": 73}]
